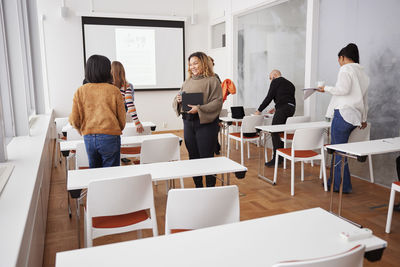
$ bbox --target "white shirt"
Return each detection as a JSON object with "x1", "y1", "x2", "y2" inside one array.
[{"x1": 325, "y1": 63, "x2": 369, "y2": 126}]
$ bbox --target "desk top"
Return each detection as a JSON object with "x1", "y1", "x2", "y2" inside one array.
[
  {"x1": 61, "y1": 121, "x2": 156, "y2": 133},
  {"x1": 67, "y1": 156, "x2": 247, "y2": 190},
  {"x1": 219, "y1": 116, "x2": 243, "y2": 122},
  {"x1": 326, "y1": 137, "x2": 400, "y2": 156},
  {"x1": 56, "y1": 207, "x2": 386, "y2": 267},
  {"x1": 60, "y1": 133, "x2": 178, "y2": 152},
  {"x1": 256, "y1": 121, "x2": 331, "y2": 133}
]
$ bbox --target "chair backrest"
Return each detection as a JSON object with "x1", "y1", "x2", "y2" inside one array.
[
  {"x1": 241, "y1": 115, "x2": 264, "y2": 133},
  {"x1": 219, "y1": 108, "x2": 228, "y2": 117},
  {"x1": 292, "y1": 128, "x2": 325, "y2": 151},
  {"x1": 165, "y1": 185, "x2": 240, "y2": 234},
  {"x1": 348, "y1": 122, "x2": 371, "y2": 143},
  {"x1": 140, "y1": 136, "x2": 180, "y2": 164},
  {"x1": 87, "y1": 174, "x2": 155, "y2": 219},
  {"x1": 66, "y1": 127, "x2": 82, "y2": 140},
  {"x1": 244, "y1": 107, "x2": 257, "y2": 116},
  {"x1": 122, "y1": 126, "x2": 151, "y2": 136},
  {"x1": 272, "y1": 244, "x2": 365, "y2": 267},
  {"x1": 55, "y1": 117, "x2": 69, "y2": 135},
  {"x1": 286, "y1": 116, "x2": 311, "y2": 125},
  {"x1": 75, "y1": 142, "x2": 89, "y2": 169}
]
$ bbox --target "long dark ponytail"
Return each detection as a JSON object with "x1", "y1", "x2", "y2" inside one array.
[{"x1": 338, "y1": 43, "x2": 360, "y2": 63}]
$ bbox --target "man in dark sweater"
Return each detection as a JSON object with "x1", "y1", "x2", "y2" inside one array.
[{"x1": 255, "y1": 70, "x2": 296, "y2": 167}]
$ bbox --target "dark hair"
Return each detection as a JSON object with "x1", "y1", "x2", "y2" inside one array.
[
  {"x1": 85, "y1": 55, "x2": 112, "y2": 83},
  {"x1": 338, "y1": 43, "x2": 359, "y2": 63}
]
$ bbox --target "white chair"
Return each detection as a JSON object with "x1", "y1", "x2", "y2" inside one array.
[
  {"x1": 348, "y1": 123, "x2": 374, "y2": 183},
  {"x1": 75, "y1": 142, "x2": 89, "y2": 170},
  {"x1": 165, "y1": 185, "x2": 239, "y2": 235},
  {"x1": 84, "y1": 174, "x2": 158, "y2": 247},
  {"x1": 120, "y1": 126, "x2": 150, "y2": 160},
  {"x1": 244, "y1": 107, "x2": 257, "y2": 116},
  {"x1": 272, "y1": 244, "x2": 365, "y2": 267},
  {"x1": 280, "y1": 116, "x2": 311, "y2": 169},
  {"x1": 385, "y1": 181, "x2": 400, "y2": 233},
  {"x1": 227, "y1": 115, "x2": 264, "y2": 165},
  {"x1": 139, "y1": 136, "x2": 183, "y2": 188},
  {"x1": 66, "y1": 127, "x2": 82, "y2": 141},
  {"x1": 219, "y1": 108, "x2": 228, "y2": 117},
  {"x1": 274, "y1": 127, "x2": 327, "y2": 196}
]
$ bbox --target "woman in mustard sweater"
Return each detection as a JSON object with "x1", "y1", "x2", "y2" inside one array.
[{"x1": 69, "y1": 55, "x2": 126, "y2": 168}]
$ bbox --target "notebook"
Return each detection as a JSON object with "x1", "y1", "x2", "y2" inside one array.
[
  {"x1": 231, "y1": 106, "x2": 245, "y2": 119},
  {"x1": 182, "y1": 92, "x2": 203, "y2": 112}
]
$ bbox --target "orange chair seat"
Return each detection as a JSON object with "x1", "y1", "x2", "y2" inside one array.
[
  {"x1": 279, "y1": 133, "x2": 294, "y2": 140},
  {"x1": 232, "y1": 121, "x2": 242, "y2": 126},
  {"x1": 395, "y1": 181, "x2": 400, "y2": 186},
  {"x1": 92, "y1": 209, "x2": 149, "y2": 228},
  {"x1": 79, "y1": 166, "x2": 89, "y2": 170},
  {"x1": 277, "y1": 148, "x2": 318, "y2": 158},
  {"x1": 229, "y1": 132, "x2": 259, "y2": 139},
  {"x1": 121, "y1": 146, "x2": 141, "y2": 155},
  {"x1": 171, "y1": 229, "x2": 192, "y2": 234}
]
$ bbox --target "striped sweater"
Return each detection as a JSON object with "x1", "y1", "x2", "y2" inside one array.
[{"x1": 120, "y1": 83, "x2": 142, "y2": 127}]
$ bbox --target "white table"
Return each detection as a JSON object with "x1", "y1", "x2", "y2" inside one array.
[
  {"x1": 219, "y1": 116, "x2": 243, "y2": 155},
  {"x1": 60, "y1": 133, "x2": 179, "y2": 152},
  {"x1": 326, "y1": 137, "x2": 400, "y2": 217},
  {"x1": 68, "y1": 156, "x2": 247, "y2": 191},
  {"x1": 56, "y1": 207, "x2": 386, "y2": 267},
  {"x1": 256, "y1": 121, "x2": 331, "y2": 184},
  {"x1": 61, "y1": 121, "x2": 156, "y2": 133}
]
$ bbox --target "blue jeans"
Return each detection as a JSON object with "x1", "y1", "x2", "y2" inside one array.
[
  {"x1": 329, "y1": 110, "x2": 356, "y2": 192},
  {"x1": 83, "y1": 134, "x2": 121, "y2": 168}
]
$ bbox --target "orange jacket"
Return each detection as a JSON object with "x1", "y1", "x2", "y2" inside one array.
[{"x1": 221, "y1": 79, "x2": 236, "y2": 102}]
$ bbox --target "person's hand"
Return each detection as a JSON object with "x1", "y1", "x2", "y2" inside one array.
[
  {"x1": 268, "y1": 108, "x2": 275, "y2": 114},
  {"x1": 254, "y1": 110, "x2": 261, "y2": 115},
  {"x1": 187, "y1": 105, "x2": 199, "y2": 114},
  {"x1": 176, "y1": 93, "x2": 182, "y2": 103},
  {"x1": 317, "y1": 86, "x2": 325, "y2": 92},
  {"x1": 360, "y1": 122, "x2": 367, "y2": 129},
  {"x1": 136, "y1": 123, "x2": 144, "y2": 133}
]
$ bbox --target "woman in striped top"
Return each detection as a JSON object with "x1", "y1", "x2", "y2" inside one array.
[{"x1": 111, "y1": 61, "x2": 144, "y2": 133}]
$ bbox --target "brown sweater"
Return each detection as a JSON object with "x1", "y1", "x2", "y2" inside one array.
[
  {"x1": 173, "y1": 75, "x2": 223, "y2": 124},
  {"x1": 69, "y1": 83, "x2": 126, "y2": 136}
]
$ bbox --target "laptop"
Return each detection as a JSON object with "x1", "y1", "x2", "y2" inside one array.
[
  {"x1": 182, "y1": 92, "x2": 204, "y2": 112},
  {"x1": 231, "y1": 106, "x2": 245, "y2": 119}
]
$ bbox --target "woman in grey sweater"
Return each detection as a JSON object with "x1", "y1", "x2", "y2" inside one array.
[{"x1": 173, "y1": 51, "x2": 223, "y2": 187}]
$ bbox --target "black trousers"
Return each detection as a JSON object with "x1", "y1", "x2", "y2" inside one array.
[
  {"x1": 271, "y1": 104, "x2": 295, "y2": 157},
  {"x1": 183, "y1": 117, "x2": 219, "y2": 187}
]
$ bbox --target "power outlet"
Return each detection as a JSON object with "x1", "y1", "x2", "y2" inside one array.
[{"x1": 163, "y1": 122, "x2": 168, "y2": 128}]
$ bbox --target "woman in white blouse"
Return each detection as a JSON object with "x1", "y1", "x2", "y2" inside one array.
[{"x1": 318, "y1": 43, "x2": 370, "y2": 193}]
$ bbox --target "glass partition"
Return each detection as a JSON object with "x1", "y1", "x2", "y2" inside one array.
[{"x1": 237, "y1": 0, "x2": 307, "y2": 114}]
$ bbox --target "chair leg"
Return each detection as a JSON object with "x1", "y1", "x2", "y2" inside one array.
[
  {"x1": 301, "y1": 161, "x2": 304, "y2": 181},
  {"x1": 241, "y1": 140, "x2": 244, "y2": 165},
  {"x1": 291, "y1": 160, "x2": 295, "y2": 196},
  {"x1": 368, "y1": 155, "x2": 374, "y2": 183},
  {"x1": 322, "y1": 156, "x2": 328, "y2": 192},
  {"x1": 137, "y1": 229, "x2": 143, "y2": 239},
  {"x1": 180, "y1": 177, "x2": 184, "y2": 188},
  {"x1": 386, "y1": 187, "x2": 396, "y2": 233},
  {"x1": 311, "y1": 160, "x2": 314, "y2": 167},
  {"x1": 227, "y1": 136, "x2": 231, "y2": 159},
  {"x1": 283, "y1": 140, "x2": 287, "y2": 169},
  {"x1": 273, "y1": 154, "x2": 279, "y2": 184},
  {"x1": 247, "y1": 142, "x2": 250, "y2": 159}
]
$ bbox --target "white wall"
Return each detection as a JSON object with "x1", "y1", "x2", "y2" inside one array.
[{"x1": 36, "y1": 0, "x2": 209, "y2": 130}]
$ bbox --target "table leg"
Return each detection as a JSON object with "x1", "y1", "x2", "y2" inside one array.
[
  {"x1": 338, "y1": 156, "x2": 345, "y2": 216},
  {"x1": 76, "y1": 198, "x2": 81, "y2": 248},
  {"x1": 257, "y1": 131, "x2": 275, "y2": 184},
  {"x1": 329, "y1": 151, "x2": 336, "y2": 212}
]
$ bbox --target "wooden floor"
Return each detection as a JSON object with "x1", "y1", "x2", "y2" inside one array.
[{"x1": 43, "y1": 130, "x2": 400, "y2": 266}]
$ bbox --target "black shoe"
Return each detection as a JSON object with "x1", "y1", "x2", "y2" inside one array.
[
  {"x1": 121, "y1": 158, "x2": 131, "y2": 163},
  {"x1": 265, "y1": 158, "x2": 283, "y2": 168},
  {"x1": 394, "y1": 203, "x2": 400, "y2": 212}
]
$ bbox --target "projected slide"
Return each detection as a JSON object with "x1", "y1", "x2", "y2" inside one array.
[
  {"x1": 115, "y1": 28, "x2": 156, "y2": 86},
  {"x1": 82, "y1": 17, "x2": 184, "y2": 90}
]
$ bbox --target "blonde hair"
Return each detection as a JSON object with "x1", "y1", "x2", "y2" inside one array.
[
  {"x1": 111, "y1": 61, "x2": 127, "y2": 90},
  {"x1": 188, "y1": 52, "x2": 215, "y2": 79}
]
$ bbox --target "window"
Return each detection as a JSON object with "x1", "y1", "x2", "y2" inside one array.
[{"x1": 211, "y1": 22, "x2": 226, "y2": 49}]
